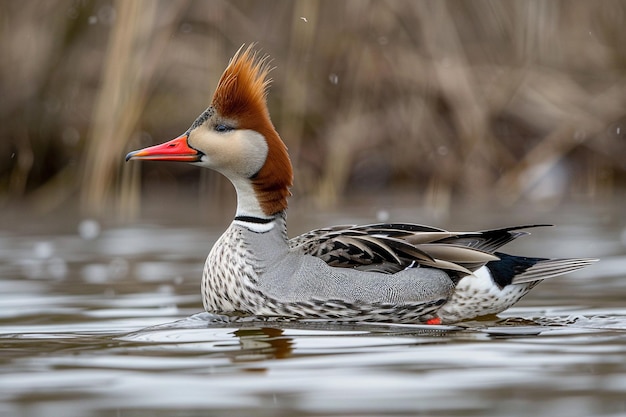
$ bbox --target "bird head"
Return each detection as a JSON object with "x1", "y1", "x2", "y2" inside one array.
[{"x1": 126, "y1": 46, "x2": 293, "y2": 216}]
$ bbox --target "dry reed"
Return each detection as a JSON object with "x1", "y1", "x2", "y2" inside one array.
[{"x1": 1, "y1": 0, "x2": 625, "y2": 218}]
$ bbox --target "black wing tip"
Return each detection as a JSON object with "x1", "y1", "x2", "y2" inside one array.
[{"x1": 478, "y1": 224, "x2": 554, "y2": 233}]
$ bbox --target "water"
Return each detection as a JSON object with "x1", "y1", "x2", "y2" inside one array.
[{"x1": 1, "y1": 201, "x2": 625, "y2": 417}]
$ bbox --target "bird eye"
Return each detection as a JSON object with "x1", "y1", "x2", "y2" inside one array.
[{"x1": 214, "y1": 124, "x2": 233, "y2": 133}]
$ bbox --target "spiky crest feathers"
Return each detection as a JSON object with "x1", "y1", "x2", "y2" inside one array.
[
  {"x1": 212, "y1": 46, "x2": 272, "y2": 123},
  {"x1": 212, "y1": 45, "x2": 293, "y2": 216}
]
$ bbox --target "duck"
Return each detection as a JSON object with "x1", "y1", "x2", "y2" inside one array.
[{"x1": 126, "y1": 46, "x2": 596, "y2": 324}]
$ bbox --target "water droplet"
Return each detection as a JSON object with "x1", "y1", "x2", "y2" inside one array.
[
  {"x1": 79, "y1": 219, "x2": 101, "y2": 240},
  {"x1": 376, "y1": 209, "x2": 390, "y2": 222},
  {"x1": 180, "y1": 22, "x2": 192, "y2": 33},
  {"x1": 329, "y1": 73, "x2": 339, "y2": 85},
  {"x1": 10, "y1": 153, "x2": 15, "y2": 159},
  {"x1": 437, "y1": 145, "x2": 448, "y2": 156},
  {"x1": 300, "y1": 16, "x2": 308, "y2": 23},
  {"x1": 617, "y1": 126, "x2": 621, "y2": 135},
  {"x1": 34, "y1": 241, "x2": 54, "y2": 259},
  {"x1": 88, "y1": 15, "x2": 97, "y2": 25}
]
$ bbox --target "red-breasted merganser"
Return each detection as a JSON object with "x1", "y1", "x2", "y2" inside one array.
[{"x1": 126, "y1": 46, "x2": 595, "y2": 324}]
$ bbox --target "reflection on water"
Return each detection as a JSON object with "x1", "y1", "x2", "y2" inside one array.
[{"x1": 1, "y1": 202, "x2": 626, "y2": 417}]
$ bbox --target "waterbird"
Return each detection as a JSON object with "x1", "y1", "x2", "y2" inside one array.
[{"x1": 126, "y1": 46, "x2": 596, "y2": 324}]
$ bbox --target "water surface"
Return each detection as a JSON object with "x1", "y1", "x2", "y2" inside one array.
[{"x1": 1, "y1": 202, "x2": 625, "y2": 417}]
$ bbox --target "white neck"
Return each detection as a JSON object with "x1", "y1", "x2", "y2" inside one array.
[
  {"x1": 227, "y1": 175, "x2": 276, "y2": 232},
  {"x1": 228, "y1": 176, "x2": 265, "y2": 218}
]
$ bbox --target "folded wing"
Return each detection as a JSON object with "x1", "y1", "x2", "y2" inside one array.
[{"x1": 289, "y1": 223, "x2": 552, "y2": 276}]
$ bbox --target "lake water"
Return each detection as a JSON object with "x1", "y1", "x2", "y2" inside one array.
[{"x1": 1, "y1": 199, "x2": 625, "y2": 417}]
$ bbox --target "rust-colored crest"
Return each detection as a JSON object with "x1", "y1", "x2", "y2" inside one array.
[
  {"x1": 212, "y1": 45, "x2": 272, "y2": 123},
  {"x1": 212, "y1": 45, "x2": 293, "y2": 216}
]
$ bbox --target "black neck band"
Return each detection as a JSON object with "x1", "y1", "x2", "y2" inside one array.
[{"x1": 234, "y1": 215, "x2": 274, "y2": 224}]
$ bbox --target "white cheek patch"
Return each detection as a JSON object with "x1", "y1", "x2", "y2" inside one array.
[
  {"x1": 188, "y1": 127, "x2": 273, "y2": 219},
  {"x1": 189, "y1": 129, "x2": 268, "y2": 178},
  {"x1": 232, "y1": 130, "x2": 268, "y2": 177}
]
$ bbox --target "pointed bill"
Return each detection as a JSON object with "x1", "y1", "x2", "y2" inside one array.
[{"x1": 125, "y1": 134, "x2": 201, "y2": 162}]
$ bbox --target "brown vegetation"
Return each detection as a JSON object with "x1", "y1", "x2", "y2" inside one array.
[{"x1": 2, "y1": 0, "x2": 626, "y2": 218}]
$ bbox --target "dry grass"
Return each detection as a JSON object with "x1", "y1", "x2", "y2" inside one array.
[{"x1": 2, "y1": 0, "x2": 626, "y2": 218}]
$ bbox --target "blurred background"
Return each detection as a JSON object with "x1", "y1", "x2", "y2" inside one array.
[{"x1": 2, "y1": 0, "x2": 626, "y2": 224}]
